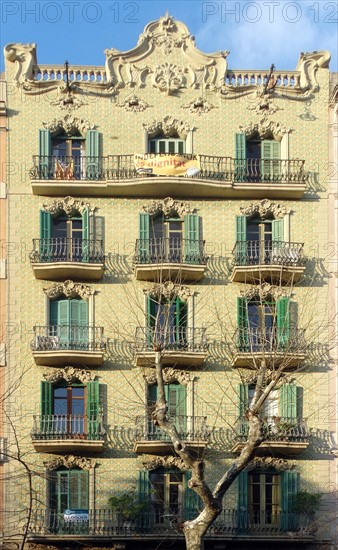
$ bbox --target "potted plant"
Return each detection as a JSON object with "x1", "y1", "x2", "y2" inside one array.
[{"x1": 108, "y1": 488, "x2": 146, "y2": 530}]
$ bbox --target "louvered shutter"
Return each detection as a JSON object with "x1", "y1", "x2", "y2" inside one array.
[
  {"x1": 57, "y1": 300, "x2": 70, "y2": 346},
  {"x1": 138, "y1": 470, "x2": 150, "y2": 517},
  {"x1": 87, "y1": 380, "x2": 100, "y2": 438},
  {"x1": 86, "y1": 129, "x2": 100, "y2": 179},
  {"x1": 277, "y1": 297, "x2": 290, "y2": 348},
  {"x1": 69, "y1": 470, "x2": 89, "y2": 510},
  {"x1": 281, "y1": 471, "x2": 299, "y2": 530},
  {"x1": 184, "y1": 471, "x2": 201, "y2": 520},
  {"x1": 239, "y1": 384, "x2": 249, "y2": 419},
  {"x1": 39, "y1": 210, "x2": 52, "y2": 260},
  {"x1": 147, "y1": 295, "x2": 156, "y2": 349},
  {"x1": 280, "y1": 384, "x2": 297, "y2": 421},
  {"x1": 39, "y1": 129, "x2": 51, "y2": 179},
  {"x1": 184, "y1": 214, "x2": 201, "y2": 264},
  {"x1": 261, "y1": 140, "x2": 281, "y2": 181},
  {"x1": 176, "y1": 297, "x2": 187, "y2": 346},
  {"x1": 41, "y1": 381, "x2": 53, "y2": 434},
  {"x1": 237, "y1": 471, "x2": 249, "y2": 533},
  {"x1": 235, "y1": 133, "x2": 247, "y2": 182},
  {"x1": 138, "y1": 213, "x2": 150, "y2": 261},
  {"x1": 236, "y1": 215, "x2": 247, "y2": 266},
  {"x1": 237, "y1": 297, "x2": 249, "y2": 350},
  {"x1": 82, "y1": 208, "x2": 90, "y2": 262},
  {"x1": 168, "y1": 384, "x2": 187, "y2": 434}
]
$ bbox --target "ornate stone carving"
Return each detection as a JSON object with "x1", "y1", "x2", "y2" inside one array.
[
  {"x1": 296, "y1": 50, "x2": 331, "y2": 93},
  {"x1": 43, "y1": 114, "x2": 94, "y2": 135},
  {"x1": 143, "y1": 116, "x2": 194, "y2": 138},
  {"x1": 248, "y1": 457, "x2": 294, "y2": 471},
  {"x1": 43, "y1": 366, "x2": 96, "y2": 384},
  {"x1": 117, "y1": 94, "x2": 149, "y2": 112},
  {"x1": 145, "y1": 281, "x2": 193, "y2": 302},
  {"x1": 153, "y1": 35, "x2": 182, "y2": 55},
  {"x1": 239, "y1": 120, "x2": 290, "y2": 139},
  {"x1": 182, "y1": 96, "x2": 214, "y2": 115},
  {"x1": 240, "y1": 199, "x2": 289, "y2": 219},
  {"x1": 44, "y1": 455, "x2": 96, "y2": 470},
  {"x1": 43, "y1": 280, "x2": 93, "y2": 300},
  {"x1": 144, "y1": 368, "x2": 192, "y2": 386},
  {"x1": 142, "y1": 196, "x2": 194, "y2": 217},
  {"x1": 142, "y1": 455, "x2": 187, "y2": 471},
  {"x1": 239, "y1": 369, "x2": 291, "y2": 385},
  {"x1": 4, "y1": 43, "x2": 37, "y2": 83},
  {"x1": 42, "y1": 196, "x2": 93, "y2": 217},
  {"x1": 246, "y1": 92, "x2": 283, "y2": 116},
  {"x1": 28, "y1": 545, "x2": 59, "y2": 550},
  {"x1": 240, "y1": 283, "x2": 289, "y2": 301},
  {"x1": 152, "y1": 63, "x2": 185, "y2": 95},
  {"x1": 49, "y1": 92, "x2": 88, "y2": 111}
]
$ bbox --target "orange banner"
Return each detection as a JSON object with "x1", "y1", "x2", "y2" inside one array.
[{"x1": 134, "y1": 154, "x2": 200, "y2": 177}]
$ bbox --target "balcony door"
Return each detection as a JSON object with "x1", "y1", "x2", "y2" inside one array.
[
  {"x1": 236, "y1": 215, "x2": 284, "y2": 266},
  {"x1": 247, "y1": 299, "x2": 275, "y2": 351},
  {"x1": 147, "y1": 296, "x2": 187, "y2": 348},
  {"x1": 52, "y1": 135, "x2": 85, "y2": 180},
  {"x1": 40, "y1": 208, "x2": 90, "y2": 262},
  {"x1": 53, "y1": 384, "x2": 86, "y2": 436},
  {"x1": 50, "y1": 467, "x2": 89, "y2": 519},
  {"x1": 150, "y1": 215, "x2": 183, "y2": 263},
  {"x1": 148, "y1": 384, "x2": 187, "y2": 437},
  {"x1": 235, "y1": 133, "x2": 281, "y2": 182},
  {"x1": 149, "y1": 469, "x2": 184, "y2": 524},
  {"x1": 50, "y1": 298, "x2": 89, "y2": 349},
  {"x1": 248, "y1": 472, "x2": 280, "y2": 525},
  {"x1": 148, "y1": 135, "x2": 185, "y2": 154}
]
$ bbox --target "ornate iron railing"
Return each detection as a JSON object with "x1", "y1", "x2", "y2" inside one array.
[
  {"x1": 234, "y1": 327, "x2": 306, "y2": 353},
  {"x1": 31, "y1": 325, "x2": 105, "y2": 352},
  {"x1": 234, "y1": 416, "x2": 309, "y2": 442},
  {"x1": 28, "y1": 508, "x2": 315, "y2": 537},
  {"x1": 232, "y1": 240, "x2": 305, "y2": 267},
  {"x1": 134, "y1": 414, "x2": 209, "y2": 441},
  {"x1": 30, "y1": 154, "x2": 307, "y2": 184},
  {"x1": 135, "y1": 326, "x2": 208, "y2": 352},
  {"x1": 30, "y1": 238, "x2": 104, "y2": 264},
  {"x1": 134, "y1": 237, "x2": 208, "y2": 265},
  {"x1": 31, "y1": 414, "x2": 105, "y2": 441}
]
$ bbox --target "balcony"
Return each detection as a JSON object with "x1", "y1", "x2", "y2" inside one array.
[
  {"x1": 134, "y1": 414, "x2": 209, "y2": 455},
  {"x1": 31, "y1": 414, "x2": 105, "y2": 453},
  {"x1": 134, "y1": 326, "x2": 208, "y2": 367},
  {"x1": 134, "y1": 238, "x2": 208, "y2": 282},
  {"x1": 28, "y1": 509, "x2": 315, "y2": 542},
  {"x1": 30, "y1": 238, "x2": 104, "y2": 281},
  {"x1": 231, "y1": 416, "x2": 309, "y2": 456},
  {"x1": 232, "y1": 327, "x2": 306, "y2": 369},
  {"x1": 231, "y1": 241, "x2": 306, "y2": 284},
  {"x1": 31, "y1": 325, "x2": 105, "y2": 367},
  {"x1": 30, "y1": 154, "x2": 308, "y2": 199}
]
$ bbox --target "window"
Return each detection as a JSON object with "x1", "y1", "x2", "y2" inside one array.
[
  {"x1": 38, "y1": 129, "x2": 100, "y2": 180},
  {"x1": 50, "y1": 297, "x2": 89, "y2": 349},
  {"x1": 239, "y1": 382, "x2": 299, "y2": 424},
  {"x1": 237, "y1": 296, "x2": 290, "y2": 351},
  {"x1": 235, "y1": 133, "x2": 281, "y2": 182},
  {"x1": 138, "y1": 212, "x2": 201, "y2": 264},
  {"x1": 148, "y1": 384, "x2": 187, "y2": 435},
  {"x1": 149, "y1": 134, "x2": 185, "y2": 154},
  {"x1": 249, "y1": 471, "x2": 280, "y2": 524},
  {"x1": 50, "y1": 467, "x2": 89, "y2": 515},
  {"x1": 147, "y1": 295, "x2": 187, "y2": 348},
  {"x1": 235, "y1": 215, "x2": 284, "y2": 266}
]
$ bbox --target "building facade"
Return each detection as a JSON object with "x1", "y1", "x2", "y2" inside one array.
[{"x1": 2, "y1": 15, "x2": 336, "y2": 550}]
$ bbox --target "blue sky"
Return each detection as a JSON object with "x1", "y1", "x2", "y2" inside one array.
[{"x1": 1, "y1": 1, "x2": 337, "y2": 73}]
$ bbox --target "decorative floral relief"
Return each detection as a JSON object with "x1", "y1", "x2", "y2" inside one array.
[
  {"x1": 43, "y1": 279, "x2": 93, "y2": 300},
  {"x1": 152, "y1": 63, "x2": 185, "y2": 95},
  {"x1": 142, "y1": 196, "x2": 194, "y2": 217},
  {"x1": 143, "y1": 115, "x2": 193, "y2": 137},
  {"x1": 43, "y1": 366, "x2": 96, "y2": 384},
  {"x1": 239, "y1": 369, "x2": 292, "y2": 386},
  {"x1": 145, "y1": 281, "x2": 193, "y2": 302},
  {"x1": 240, "y1": 283, "x2": 289, "y2": 300},
  {"x1": 152, "y1": 35, "x2": 182, "y2": 55},
  {"x1": 43, "y1": 114, "x2": 94, "y2": 135},
  {"x1": 142, "y1": 455, "x2": 187, "y2": 471},
  {"x1": 144, "y1": 368, "x2": 192, "y2": 386},
  {"x1": 248, "y1": 457, "x2": 293, "y2": 471},
  {"x1": 246, "y1": 92, "x2": 283, "y2": 116},
  {"x1": 182, "y1": 96, "x2": 214, "y2": 115},
  {"x1": 44, "y1": 455, "x2": 96, "y2": 471},
  {"x1": 117, "y1": 94, "x2": 149, "y2": 112},
  {"x1": 49, "y1": 92, "x2": 88, "y2": 111},
  {"x1": 240, "y1": 199, "x2": 289, "y2": 219},
  {"x1": 239, "y1": 120, "x2": 290, "y2": 139},
  {"x1": 42, "y1": 196, "x2": 93, "y2": 217}
]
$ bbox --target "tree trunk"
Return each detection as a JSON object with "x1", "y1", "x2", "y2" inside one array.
[{"x1": 183, "y1": 523, "x2": 205, "y2": 550}]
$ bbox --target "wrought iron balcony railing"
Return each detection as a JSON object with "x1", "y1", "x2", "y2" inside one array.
[
  {"x1": 134, "y1": 237, "x2": 208, "y2": 266},
  {"x1": 30, "y1": 154, "x2": 307, "y2": 184},
  {"x1": 135, "y1": 326, "x2": 208, "y2": 352},
  {"x1": 234, "y1": 416, "x2": 309, "y2": 442},
  {"x1": 235, "y1": 327, "x2": 306, "y2": 353},
  {"x1": 30, "y1": 238, "x2": 104, "y2": 264},
  {"x1": 29, "y1": 508, "x2": 315, "y2": 537},
  {"x1": 31, "y1": 325, "x2": 105, "y2": 352},
  {"x1": 31, "y1": 414, "x2": 105, "y2": 441},
  {"x1": 135, "y1": 414, "x2": 209, "y2": 441},
  {"x1": 232, "y1": 240, "x2": 305, "y2": 267}
]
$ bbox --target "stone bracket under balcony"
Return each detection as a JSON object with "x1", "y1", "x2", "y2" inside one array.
[
  {"x1": 231, "y1": 241, "x2": 306, "y2": 284},
  {"x1": 30, "y1": 238, "x2": 104, "y2": 281},
  {"x1": 31, "y1": 415, "x2": 105, "y2": 453},
  {"x1": 31, "y1": 325, "x2": 105, "y2": 367},
  {"x1": 134, "y1": 415, "x2": 209, "y2": 455}
]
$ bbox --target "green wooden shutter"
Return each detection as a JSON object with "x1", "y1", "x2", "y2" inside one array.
[
  {"x1": 69, "y1": 470, "x2": 89, "y2": 510},
  {"x1": 239, "y1": 384, "x2": 249, "y2": 418},
  {"x1": 40, "y1": 380, "x2": 53, "y2": 435},
  {"x1": 167, "y1": 384, "x2": 187, "y2": 434},
  {"x1": 184, "y1": 214, "x2": 201, "y2": 264},
  {"x1": 39, "y1": 129, "x2": 51, "y2": 179},
  {"x1": 261, "y1": 140, "x2": 281, "y2": 181},
  {"x1": 58, "y1": 300, "x2": 70, "y2": 346},
  {"x1": 82, "y1": 208, "x2": 90, "y2": 262},
  {"x1": 147, "y1": 295, "x2": 156, "y2": 348},
  {"x1": 175, "y1": 297, "x2": 187, "y2": 347},
  {"x1": 39, "y1": 210, "x2": 52, "y2": 261},
  {"x1": 139, "y1": 213, "x2": 150, "y2": 261},
  {"x1": 87, "y1": 380, "x2": 100, "y2": 439},
  {"x1": 184, "y1": 471, "x2": 200, "y2": 520},
  {"x1": 138, "y1": 470, "x2": 150, "y2": 512},
  {"x1": 236, "y1": 215, "x2": 247, "y2": 266},
  {"x1": 237, "y1": 470, "x2": 248, "y2": 532},
  {"x1": 281, "y1": 471, "x2": 299, "y2": 530},
  {"x1": 50, "y1": 300, "x2": 59, "y2": 326},
  {"x1": 86, "y1": 129, "x2": 100, "y2": 180},
  {"x1": 277, "y1": 297, "x2": 290, "y2": 348},
  {"x1": 237, "y1": 297, "x2": 249, "y2": 351},
  {"x1": 70, "y1": 300, "x2": 88, "y2": 348},
  {"x1": 234, "y1": 133, "x2": 247, "y2": 182},
  {"x1": 280, "y1": 384, "x2": 297, "y2": 420},
  {"x1": 272, "y1": 219, "x2": 284, "y2": 242}
]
